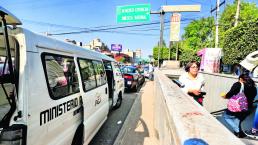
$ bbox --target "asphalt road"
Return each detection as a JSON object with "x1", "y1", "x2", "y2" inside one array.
[{"x1": 89, "y1": 90, "x2": 138, "y2": 145}]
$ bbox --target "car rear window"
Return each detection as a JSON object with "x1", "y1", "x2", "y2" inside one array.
[{"x1": 123, "y1": 67, "x2": 136, "y2": 73}]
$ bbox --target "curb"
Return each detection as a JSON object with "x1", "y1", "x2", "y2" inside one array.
[{"x1": 113, "y1": 85, "x2": 142, "y2": 145}]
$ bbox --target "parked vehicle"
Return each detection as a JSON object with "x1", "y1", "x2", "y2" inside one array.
[
  {"x1": 103, "y1": 60, "x2": 124, "y2": 110},
  {"x1": 0, "y1": 7, "x2": 124, "y2": 145},
  {"x1": 121, "y1": 66, "x2": 145, "y2": 92}
]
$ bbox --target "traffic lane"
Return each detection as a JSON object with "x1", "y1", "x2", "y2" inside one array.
[{"x1": 89, "y1": 92, "x2": 138, "y2": 145}]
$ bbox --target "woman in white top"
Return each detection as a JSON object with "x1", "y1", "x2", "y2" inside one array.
[{"x1": 179, "y1": 61, "x2": 205, "y2": 105}]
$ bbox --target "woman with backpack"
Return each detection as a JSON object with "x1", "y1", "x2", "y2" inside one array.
[{"x1": 221, "y1": 74, "x2": 257, "y2": 138}]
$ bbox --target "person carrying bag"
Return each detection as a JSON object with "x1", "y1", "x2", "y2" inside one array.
[
  {"x1": 227, "y1": 82, "x2": 248, "y2": 112},
  {"x1": 221, "y1": 74, "x2": 257, "y2": 138}
]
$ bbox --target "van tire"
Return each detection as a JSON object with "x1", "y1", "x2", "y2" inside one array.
[
  {"x1": 114, "y1": 92, "x2": 122, "y2": 109},
  {"x1": 71, "y1": 123, "x2": 84, "y2": 145}
]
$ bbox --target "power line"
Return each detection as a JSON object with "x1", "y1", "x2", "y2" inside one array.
[
  {"x1": 95, "y1": 30, "x2": 160, "y2": 36},
  {"x1": 48, "y1": 21, "x2": 163, "y2": 36},
  {"x1": 23, "y1": 18, "x2": 162, "y2": 32},
  {"x1": 48, "y1": 18, "x2": 196, "y2": 36}
]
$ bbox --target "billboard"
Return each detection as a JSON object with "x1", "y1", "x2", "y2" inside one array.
[
  {"x1": 111, "y1": 44, "x2": 122, "y2": 51},
  {"x1": 170, "y1": 13, "x2": 181, "y2": 42}
]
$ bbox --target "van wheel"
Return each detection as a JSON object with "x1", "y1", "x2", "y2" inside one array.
[{"x1": 114, "y1": 93, "x2": 122, "y2": 109}]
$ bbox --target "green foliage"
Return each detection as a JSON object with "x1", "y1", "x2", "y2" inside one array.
[
  {"x1": 100, "y1": 44, "x2": 110, "y2": 51},
  {"x1": 178, "y1": 47, "x2": 199, "y2": 65},
  {"x1": 182, "y1": 17, "x2": 215, "y2": 50},
  {"x1": 179, "y1": 17, "x2": 214, "y2": 63},
  {"x1": 220, "y1": 1, "x2": 258, "y2": 33},
  {"x1": 222, "y1": 18, "x2": 258, "y2": 65},
  {"x1": 152, "y1": 46, "x2": 171, "y2": 60}
]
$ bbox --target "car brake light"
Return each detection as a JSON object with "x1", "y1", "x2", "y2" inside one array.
[
  {"x1": 124, "y1": 75, "x2": 133, "y2": 79},
  {"x1": 0, "y1": 124, "x2": 26, "y2": 145}
]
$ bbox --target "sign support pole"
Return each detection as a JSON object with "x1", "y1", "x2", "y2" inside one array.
[
  {"x1": 176, "y1": 42, "x2": 179, "y2": 61},
  {"x1": 152, "y1": 5, "x2": 200, "y2": 67}
]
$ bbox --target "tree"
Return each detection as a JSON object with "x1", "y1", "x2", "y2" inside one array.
[
  {"x1": 182, "y1": 17, "x2": 215, "y2": 50},
  {"x1": 179, "y1": 17, "x2": 214, "y2": 63},
  {"x1": 220, "y1": 1, "x2": 258, "y2": 33},
  {"x1": 152, "y1": 40, "x2": 169, "y2": 61},
  {"x1": 222, "y1": 18, "x2": 258, "y2": 65},
  {"x1": 100, "y1": 44, "x2": 110, "y2": 52},
  {"x1": 152, "y1": 46, "x2": 170, "y2": 60},
  {"x1": 178, "y1": 42, "x2": 200, "y2": 65},
  {"x1": 220, "y1": 1, "x2": 258, "y2": 65}
]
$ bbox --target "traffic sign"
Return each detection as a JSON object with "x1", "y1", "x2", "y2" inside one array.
[{"x1": 116, "y1": 4, "x2": 151, "y2": 23}]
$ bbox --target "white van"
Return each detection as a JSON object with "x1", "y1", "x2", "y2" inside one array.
[{"x1": 0, "y1": 7, "x2": 124, "y2": 145}]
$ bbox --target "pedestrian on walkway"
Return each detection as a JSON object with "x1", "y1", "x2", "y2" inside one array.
[
  {"x1": 221, "y1": 74, "x2": 257, "y2": 138},
  {"x1": 148, "y1": 62, "x2": 154, "y2": 81},
  {"x1": 179, "y1": 60, "x2": 205, "y2": 105}
]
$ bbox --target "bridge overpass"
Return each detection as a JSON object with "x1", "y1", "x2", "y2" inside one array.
[{"x1": 113, "y1": 68, "x2": 258, "y2": 145}]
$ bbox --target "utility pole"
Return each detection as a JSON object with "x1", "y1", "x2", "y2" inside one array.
[
  {"x1": 176, "y1": 43, "x2": 179, "y2": 60},
  {"x1": 234, "y1": 0, "x2": 241, "y2": 27},
  {"x1": 215, "y1": 0, "x2": 220, "y2": 48},
  {"x1": 211, "y1": 0, "x2": 225, "y2": 48},
  {"x1": 151, "y1": 10, "x2": 165, "y2": 68},
  {"x1": 159, "y1": 10, "x2": 165, "y2": 68},
  {"x1": 169, "y1": 43, "x2": 171, "y2": 60}
]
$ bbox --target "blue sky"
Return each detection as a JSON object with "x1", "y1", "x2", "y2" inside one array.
[{"x1": 0, "y1": 0, "x2": 257, "y2": 58}]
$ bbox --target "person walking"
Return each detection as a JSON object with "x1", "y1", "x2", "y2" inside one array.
[
  {"x1": 221, "y1": 74, "x2": 257, "y2": 138},
  {"x1": 148, "y1": 62, "x2": 154, "y2": 81},
  {"x1": 179, "y1": 61, "x2": 205, "y2": 105}
]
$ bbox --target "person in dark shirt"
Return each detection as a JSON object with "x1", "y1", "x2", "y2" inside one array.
[{"x1": 222, "y1": 74, "x2": 257, "y2": 138}]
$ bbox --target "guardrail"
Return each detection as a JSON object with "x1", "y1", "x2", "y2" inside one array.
[{"x1": 154, "y1": 69, "x2": 245, "y2": 145}]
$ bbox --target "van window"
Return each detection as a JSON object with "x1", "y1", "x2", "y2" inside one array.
[
  {"x1": 78, "y1": 59, "x2": 96, "y2": 91},
  {"x1": 92, "y1": 61, "x2": 107, "y2": 86},
  {"x1": 42, "y1": 54, "x2": 79, "y2": 99},
  {"x1": 104, "y1": 61, "x2": 112, "y2": 70}
]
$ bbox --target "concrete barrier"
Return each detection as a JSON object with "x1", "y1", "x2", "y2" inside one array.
[
  {"x1": 154, "y1": 69, "x2": 245, "y2": 145},
  {"x1": 200, "y1": 72, "x2": 258, "y2": 113},
  {"x1": 162, "y1": 61, "x2": 180, "y2": 69},
  {"x1": 161, "y1": 69, "x2": 258, "y2": 113}
]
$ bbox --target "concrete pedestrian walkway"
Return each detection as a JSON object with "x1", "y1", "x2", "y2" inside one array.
[{"x1": 114, "y1": 80, "x2": 159, "y2": 145}]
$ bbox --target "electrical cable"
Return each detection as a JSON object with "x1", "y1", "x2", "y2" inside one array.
[{"x1": 47, "y1": 18, "x2": 196, "y2": 36}]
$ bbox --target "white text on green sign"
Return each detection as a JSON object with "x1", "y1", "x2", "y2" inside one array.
[{"x1": 117, "y1": 4, "x2": 151, "y2": 23}]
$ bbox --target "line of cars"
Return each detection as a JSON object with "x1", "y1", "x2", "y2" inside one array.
[{"x1": 120, "y1": 65, "x2": 150, "y2": 92}]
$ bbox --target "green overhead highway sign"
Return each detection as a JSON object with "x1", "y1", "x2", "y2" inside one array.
[{"x1": 116, "y1": 4, "x2": 151, "y2": 23}]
